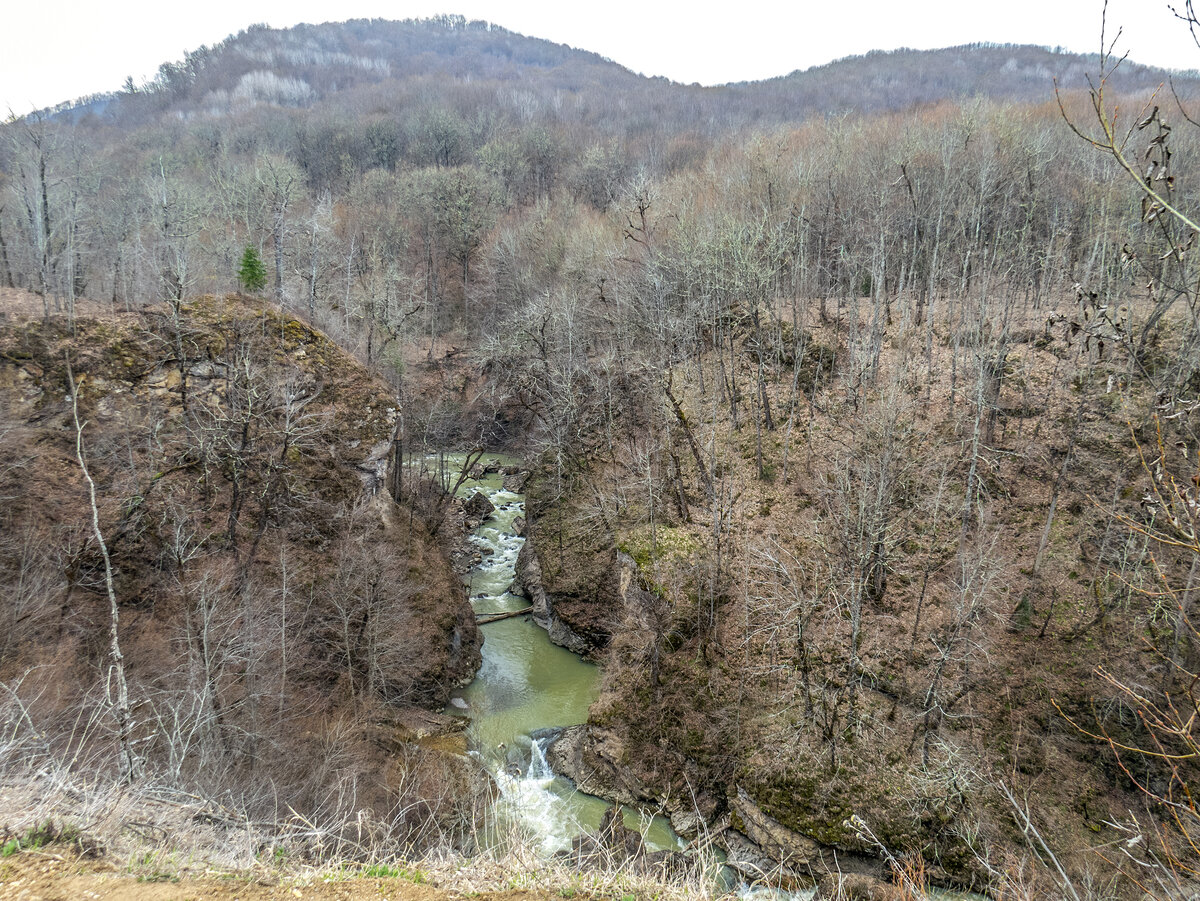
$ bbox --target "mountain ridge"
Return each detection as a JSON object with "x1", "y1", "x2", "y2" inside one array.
[{"x1": 35, "y1": 18, "x2": 1197, "y2": 131}]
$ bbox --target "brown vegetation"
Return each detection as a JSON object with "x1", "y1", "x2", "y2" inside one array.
[
  {"x1": 0, "y1": 294, "x2": 483, "y2": 853},
  {"x1": 6, "y1": 12, "x2": 1200, "y2": 899}
]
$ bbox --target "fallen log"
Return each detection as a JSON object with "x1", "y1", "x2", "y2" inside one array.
[{"x1": 477, "y1": 606, "x2": 533, "y2": 624}]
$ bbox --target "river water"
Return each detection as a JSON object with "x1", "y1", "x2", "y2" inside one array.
[{"x1": 438, "y1": 455, "x2": 683, "y2": 855}]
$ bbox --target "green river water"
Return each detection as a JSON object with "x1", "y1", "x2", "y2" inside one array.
[{"x1": 436, "y1": 455, "x2": 683, "y2": 856}]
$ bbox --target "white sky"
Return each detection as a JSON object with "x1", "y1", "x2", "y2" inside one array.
[{"x1": 2, "y1": 0, "x2": 1198, "y2": 115}]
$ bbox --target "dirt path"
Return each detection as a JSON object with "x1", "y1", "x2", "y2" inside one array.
[{"x1": 0, "y1": 852, "x2": 554, "y2": 901}]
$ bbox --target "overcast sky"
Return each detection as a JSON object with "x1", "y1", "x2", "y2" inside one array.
[{"x1": 3, "y1": 0, "x2": 1198, "y2": 115}]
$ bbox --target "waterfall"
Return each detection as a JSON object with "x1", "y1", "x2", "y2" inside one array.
[
  {"x1": 489, "y1": 737, "x2": 576, "y2": 854},
  {"x1": 529, "y1": 737, "x2": 552, "y2": 779}
]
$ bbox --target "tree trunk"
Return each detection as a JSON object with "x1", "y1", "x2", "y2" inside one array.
[{"x1": 69, "y1": 359, "x2": 138, "y2": 782}]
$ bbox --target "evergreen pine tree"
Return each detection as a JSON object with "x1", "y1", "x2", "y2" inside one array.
[{"x1": 237, "y1": 245, "x2": 267, "y2": 294}]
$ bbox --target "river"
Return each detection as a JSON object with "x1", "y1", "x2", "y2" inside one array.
[{"x1": 438, "y1": 455, "x2": 682, "y2": 855}]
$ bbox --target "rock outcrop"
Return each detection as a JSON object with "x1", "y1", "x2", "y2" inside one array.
[
  {"x1": 545, "y1": 722, "x2": 720, "y2": 845},
  {"x1": 545, "y1": 722, "x2": 907, "y2": 893},
  {"x1": 0, "y1": 295, "x2": 483, "y2": 722},
  {"x1": 724, "y1": 787, "x2": 888, "y2": 886},
  {"x1": 512, "y1": 542, "x2": 594, "y2": 656},
  {"x1": 545, "y1": 724, "x2": 649, "y2": 807}
]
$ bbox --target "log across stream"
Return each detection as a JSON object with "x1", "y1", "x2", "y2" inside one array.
[{"x1": 437, "y1": 454, "x2": 684, "y2": 855}]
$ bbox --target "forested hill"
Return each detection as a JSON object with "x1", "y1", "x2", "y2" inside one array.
[
  {"x1": 48, "y1": 17, "x2": 1195, "y2": 135},
  {"x1": 53, "y1": 16, "x2": 667, "y2": 130},
  {"x1": 730, "y1": 42, "x2": 1194, "y2": 115}
]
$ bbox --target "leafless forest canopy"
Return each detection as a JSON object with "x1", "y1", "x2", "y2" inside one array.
[{"x1": 5, "y1": 14, "x2": 1200, "y2": 899}]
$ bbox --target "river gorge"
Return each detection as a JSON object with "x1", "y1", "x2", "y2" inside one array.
[
  {"x1": 428, "y1": 454, "x2": 983, "y2": 901},
  {"x1": 440, "y1": 455, "x2": 684, "y2": 855}
]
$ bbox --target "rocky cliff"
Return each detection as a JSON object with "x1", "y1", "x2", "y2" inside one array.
[{"x1": 0, "y1": 295, "x2": 482, "y2": 836}]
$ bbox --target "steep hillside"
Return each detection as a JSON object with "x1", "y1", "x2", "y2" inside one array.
[
  {"x1": 0, "y1": 294, "x2": 483, "y2": 841},
  {"x1": 515, "y1": 293, "x2": 1194, "y2": 895}
]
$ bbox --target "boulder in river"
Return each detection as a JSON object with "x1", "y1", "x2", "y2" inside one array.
[
  {"x1": 464, "y1": 489, "x2": 495, "y2": 520},
  {"x1": 512, "y1": 515, "x2": 527, "y2": 537},
  {"x1": 502, "y1": 470, "x2": 531, "y2": 493}
]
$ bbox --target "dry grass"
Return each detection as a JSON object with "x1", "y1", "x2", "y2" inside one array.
[
  {"x1": 0, "y1": 760, "x2": 725, "y2": 901},
  {"x1": 0, "y1": 680, "x2": 724, "y2": 900}
]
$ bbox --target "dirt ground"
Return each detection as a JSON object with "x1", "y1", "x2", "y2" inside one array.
[{"x1": 0, "y1": 851, "x2": 557, "y2": 901}]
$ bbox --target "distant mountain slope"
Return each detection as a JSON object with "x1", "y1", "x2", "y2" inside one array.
[
  {"x1": 733, "y1": 43, "x2": 1192, "y2": 116},
  {"x1": 48, "y1": 19, "x2": 1199, "y2": 133},
  {"x1": 71, "y1": 16, "x2": 656, "y2": 125}
]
